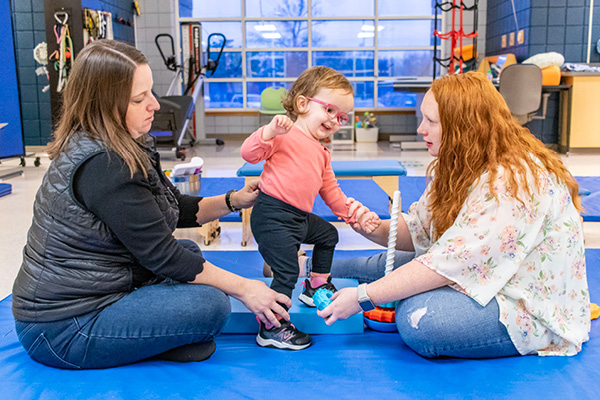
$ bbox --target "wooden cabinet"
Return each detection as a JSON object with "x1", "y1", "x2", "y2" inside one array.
[{"x1": 562, "y1": 72, "x2": 600, "y2": 149}]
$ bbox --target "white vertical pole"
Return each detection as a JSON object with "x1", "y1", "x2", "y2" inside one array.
[
  {"x1": 587, "y1": 0, "x2": 595, "y2": 64},
  {"x1": 385, "y1": 191, "x2": 401, "y2": 276}
]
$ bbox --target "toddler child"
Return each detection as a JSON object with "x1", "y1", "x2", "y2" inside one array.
[{"x1": 241, "y1": 66, "x2": 380, "y2": 350}]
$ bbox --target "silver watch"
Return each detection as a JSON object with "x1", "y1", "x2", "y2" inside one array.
[{"x1": 357, "y1": 283, "x2": 376, "y2": 312}]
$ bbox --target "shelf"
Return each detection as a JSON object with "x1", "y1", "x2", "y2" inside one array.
[{"x1": 331, "y1": 111, "x2": 355, "y2": 144}]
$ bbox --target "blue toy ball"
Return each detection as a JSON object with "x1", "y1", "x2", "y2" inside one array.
[{"x1": 313, "y1": 288, "x2": 334, "y2": 310}]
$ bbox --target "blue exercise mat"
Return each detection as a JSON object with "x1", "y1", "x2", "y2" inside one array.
[
  {"x1": 0, "y1": 249, "x2": 598, "y2": 399},
  {"x1": 199, "y1": 177, "x2": 246, "y2": 222},
  {"x1": 398, "y1": 176, "x2": 428, "y2": 213},
  {"x1": 199, "y1": 178, "x2": 391, "y2": 221},
  {"x1": 576, "y1": 176, "x2": 600, "y2": 222},
  {"x1": 0, "y1": 183, "x2": 11, "y2": 197},
  {"x1": 399, "y1": 176, "x2": 600, "y2": 222}
]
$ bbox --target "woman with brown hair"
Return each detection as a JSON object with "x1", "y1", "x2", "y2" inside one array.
[
  {"x1": 12, "y1": 40, "x2": 291, "y2": 369},
  {"x1": 316, "y1": 71, "x2": 591, "y2": 358}
]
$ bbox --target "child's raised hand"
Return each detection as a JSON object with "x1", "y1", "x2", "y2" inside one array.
[{"x1": 262, "y1": 115, "x2": 294, "y2": 140}]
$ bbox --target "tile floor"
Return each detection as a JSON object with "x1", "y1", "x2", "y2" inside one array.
[{"x1": 1, "y1": 141, "x2": 598, "y2": 299}]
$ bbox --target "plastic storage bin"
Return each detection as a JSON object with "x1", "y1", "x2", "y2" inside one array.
[
  {"x1": 355, "y1": 127, "x2": 379, "y2": 143},
  {"x1": 170, "y1": 173, "x2": 201, "y2": 196}
]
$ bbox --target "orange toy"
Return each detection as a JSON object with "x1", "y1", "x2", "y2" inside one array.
[
  {"x1": 364, "y1": 307, "x2": 395, "y2": 323},
  {"x1": 591, "y1": 303, "x2": 599, "y2": 320}
]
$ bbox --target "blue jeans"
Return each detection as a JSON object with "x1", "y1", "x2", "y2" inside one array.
[
  {"x1": 311, "y1": 251, "x2": 520, "y2": 359},
  {"x1": 14, "y1": 240, "x2": 231, "y2": 369}
]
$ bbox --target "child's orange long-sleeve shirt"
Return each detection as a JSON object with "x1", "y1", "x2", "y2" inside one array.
[{"x1": 240, "y1": 125, "x2": 356, "y2": 223}]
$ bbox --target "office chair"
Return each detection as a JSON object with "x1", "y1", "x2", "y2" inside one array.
[
  {"x1": 499, "y1": 64, "x2": 550, "y2": 125},
  {"x1": 259, "y1": 87, "x2": 288, "y2": 114}
]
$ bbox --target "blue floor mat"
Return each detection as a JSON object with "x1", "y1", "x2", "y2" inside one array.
[
  {"x1": 0, "y1": 249, "x2": 599, "y2": 399},
  {"x1": 200, "y1": 178, "x2": 391, "y2": 222},
  {"x1": 577, "y1": 176, "x2": 600, "y2": 222},
  {"x1": 199, "y1": 175, "x2": 600, "y2": 222},
  {"x1": 399, "y1": 176, "x2": 600, "y2": 222}
]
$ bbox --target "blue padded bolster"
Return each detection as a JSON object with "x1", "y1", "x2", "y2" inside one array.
[{"x1": 237, "y1": 160, "x2": 407, "y2": 177}]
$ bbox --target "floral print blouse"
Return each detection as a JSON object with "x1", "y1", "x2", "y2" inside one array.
[{"x1": 404, "y1": 167, "x2": 590, "y2": 356}]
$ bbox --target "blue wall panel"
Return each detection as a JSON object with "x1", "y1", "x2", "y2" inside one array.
[
  {"x1": 0, "y1": 0, "x2": 25, "y2": 159},
  {"x1": 11, "y1": 0, "x2": 135, "y2": 146}
]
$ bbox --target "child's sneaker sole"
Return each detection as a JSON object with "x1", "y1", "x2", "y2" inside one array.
[
  {"x1": 298, "y1": 293, "x2": 316, "y2": 307},
  {"x1": 256, "y1": 335, "x2": 312, "y2": 350}
]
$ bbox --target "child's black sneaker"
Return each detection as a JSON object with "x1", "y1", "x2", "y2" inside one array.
[
  {"x1": 298, "y1": 276, "x2": 337, "y2": 307},
  {"x1": 256, "y1": 319, "x2": 312, "y2": 350}
]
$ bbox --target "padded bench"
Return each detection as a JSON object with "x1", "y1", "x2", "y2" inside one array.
[{"x1": 236, "y1": 160, "x2": 406, "y2": 246}]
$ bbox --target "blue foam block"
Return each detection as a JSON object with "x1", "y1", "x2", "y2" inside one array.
[
  {"x1": 222, "y1": 277, "x2": 363, "y2": 334},
  {"x1": 237, "y1": 160, "x2": 407, "y2": 177}
]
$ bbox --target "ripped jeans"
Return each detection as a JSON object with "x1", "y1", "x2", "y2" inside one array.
[{"x1": 308, "y1": 251, "x2": 520, "y2": 358}]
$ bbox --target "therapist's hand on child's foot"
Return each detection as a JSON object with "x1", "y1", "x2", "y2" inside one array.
[
  {"x1": 262, "y1": 115, "x2": 294, "y2": 140},
  {"x1": 237, "y1": 279, "x2": 292, "y2": 328}
]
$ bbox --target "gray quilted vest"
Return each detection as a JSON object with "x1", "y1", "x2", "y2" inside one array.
[{"x1": 12, "y1": 132, "x2": 179, "y2": 322}]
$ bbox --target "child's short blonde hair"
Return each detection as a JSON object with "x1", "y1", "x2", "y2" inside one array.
[{"x1": 283, "y1": 66, "x2": 353, "y2": 121}]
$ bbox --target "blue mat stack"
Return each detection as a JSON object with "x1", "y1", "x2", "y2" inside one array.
[{"x1": 0, "y1": 183, "x2": 11, "y2": 198}]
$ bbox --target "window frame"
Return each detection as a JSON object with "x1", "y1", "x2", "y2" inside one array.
[{"x1": 176, "y1": 0, "x2": 442, "y2": 111}]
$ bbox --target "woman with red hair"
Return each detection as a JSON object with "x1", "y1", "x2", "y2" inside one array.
[{"x1": 316, "y1": 71, "x2": 590, "y2": 358}]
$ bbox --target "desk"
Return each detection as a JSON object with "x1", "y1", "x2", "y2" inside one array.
[
  {"x1": 387, "y1": 79, "x2": 573, "y2": 154},
  {"x1": 561, "y1": 72, "x2": 600, "y2": 149}
]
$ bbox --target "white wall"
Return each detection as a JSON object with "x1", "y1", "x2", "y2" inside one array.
[{"x1": 135, "y1": 0, "x2": 178, "y2": 97}]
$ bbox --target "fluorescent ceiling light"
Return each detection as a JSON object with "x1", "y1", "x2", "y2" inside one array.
[
  {"x1": 254, "y1": 24, "x2": 277, "y2": 32},
  {"x1": 262, "y1": 32, "x2": 282, "y2": 39}
]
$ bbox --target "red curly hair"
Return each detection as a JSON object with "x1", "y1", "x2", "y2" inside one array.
[{"x1": 427, "y1": 71, "x2": 581, "y2": 240}]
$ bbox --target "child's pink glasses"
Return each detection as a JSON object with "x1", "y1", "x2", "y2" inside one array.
[{"x1": 306, "y1": 97, "x2": 350, "y2": 126}]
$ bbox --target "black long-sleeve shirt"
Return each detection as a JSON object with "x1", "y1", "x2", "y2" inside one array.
[{"x1": 73, "y1": 152, "x2": 205, "y2": 282}]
